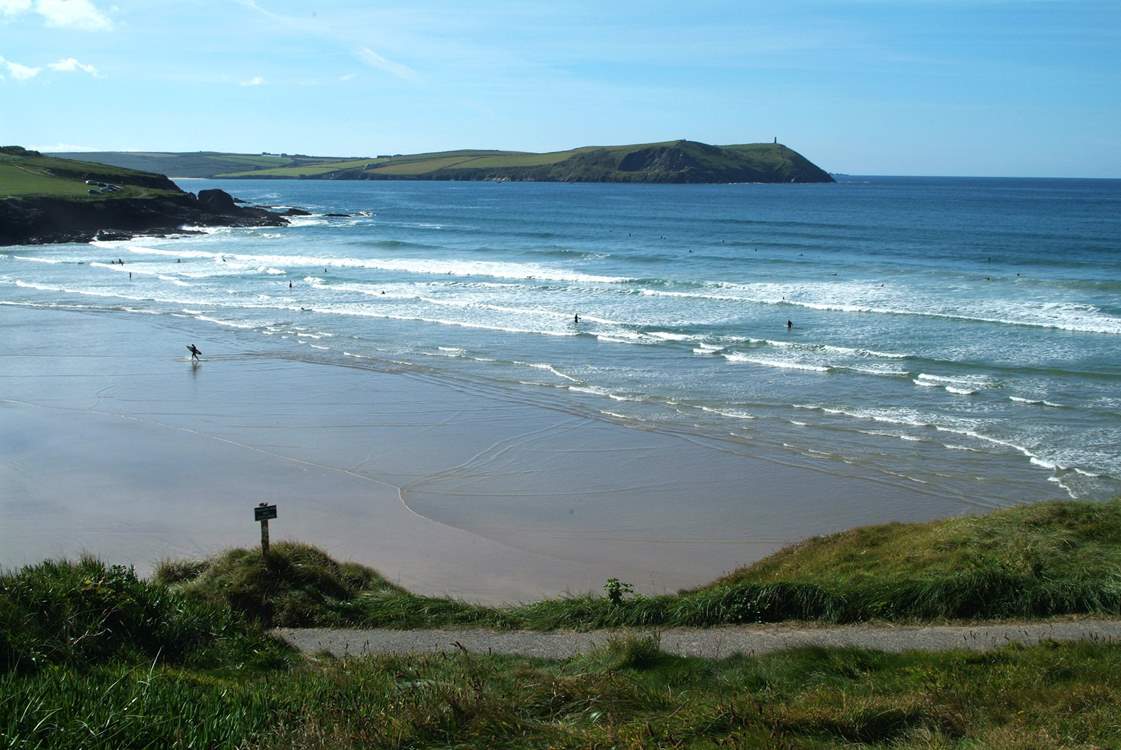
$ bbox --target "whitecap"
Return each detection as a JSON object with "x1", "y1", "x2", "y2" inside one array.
[{"x1": 723, "y1": 353, "x2": 829, "y2": 372}]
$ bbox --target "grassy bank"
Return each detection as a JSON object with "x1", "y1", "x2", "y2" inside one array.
[
  {"x1": 157, "y1": 499, "x2": 1121, "y2": 630},
  {"x1": 5, "y1": 619, "x2": 1121, "y2": 747},
  {"x1": 5, "y1": 502, "x2": 1121, "y2": 747},
  {"x1": 0, "y1": 146, "x2": 180, "y2": 199}
]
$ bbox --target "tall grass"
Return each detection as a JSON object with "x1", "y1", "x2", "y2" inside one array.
[
  {"x1": 0, "y1": 557, "x2": 287, "y2": 674},
  {"x1": 5, "y1": 638, "x2": 1121, "y2": 748}
]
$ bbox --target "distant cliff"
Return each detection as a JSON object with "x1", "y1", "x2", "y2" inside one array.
[
  {"x1": 55, "y1": 141, "x2": 834, "y2": 184},
  {"x1": 0, "y1": 147, "x2": 286, "y2": 245}
]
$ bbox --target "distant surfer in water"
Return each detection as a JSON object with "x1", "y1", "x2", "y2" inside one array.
[
  {"x1": 574, "y1": 313, "x2": 580, "y2": 324},
  {"x1": 187, "y1": 344, "x2": 202, "y2": 362},
  {"x1": 786, "y1": 320, "x2": 793, "y2": 330}
]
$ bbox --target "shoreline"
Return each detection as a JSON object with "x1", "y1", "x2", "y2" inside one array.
[{"x1": 0, "y1": 304, "x2": 1036, "y2": 602}]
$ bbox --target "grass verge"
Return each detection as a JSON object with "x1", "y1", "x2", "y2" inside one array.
[
  {"x1": 4, "y1": 634, "x2": 1121, "y2": 748},
  {"x1": 156, "y1": 499, "x2": 1121, "y2": 629}
]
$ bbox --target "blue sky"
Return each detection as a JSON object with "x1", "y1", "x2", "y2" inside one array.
[{"x1": 1, "y1": 0, "x2": 1118, "y2": 176}]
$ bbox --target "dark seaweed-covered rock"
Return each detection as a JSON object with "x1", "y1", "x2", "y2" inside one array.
[{"x1": 0, "y1": 189, "x2": 287, "y2": 246}]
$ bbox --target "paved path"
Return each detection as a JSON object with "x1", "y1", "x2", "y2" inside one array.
[{"x1": 276, "y1": 620, "x2": 1121, "y2": 660}]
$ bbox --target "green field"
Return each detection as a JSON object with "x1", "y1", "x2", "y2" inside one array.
[
  {"x1": 0, "y1": 147, "x2": 182, "y2": 200},
  {"x1": 5, "y1": 551, "x2": 1121, "y2": 748},
  {"x1": 47, "y1": 150, "x2": 352, "y2": 178}
]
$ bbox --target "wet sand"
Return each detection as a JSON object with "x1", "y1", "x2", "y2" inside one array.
[{"x1": 1, "y1": 306, "x2": 988, "y2": 602}]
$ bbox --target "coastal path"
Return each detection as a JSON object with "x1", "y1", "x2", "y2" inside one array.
[{"x1": 276, "y1": 620, "x2": 1121, "y2": 660}]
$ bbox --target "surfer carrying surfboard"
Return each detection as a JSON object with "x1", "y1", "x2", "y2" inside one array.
[{"x1": 187, "y1": 344, "x2": 202, "y2": 362}]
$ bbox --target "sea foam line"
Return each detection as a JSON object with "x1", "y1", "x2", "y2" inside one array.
[{"x1": 116, "y1": 244, "x2": 631, "y2": 284}]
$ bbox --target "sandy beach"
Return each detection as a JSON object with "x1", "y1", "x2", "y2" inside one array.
[{"x1": 2, "y1": 305, "x2": 1008, "y2": 602}]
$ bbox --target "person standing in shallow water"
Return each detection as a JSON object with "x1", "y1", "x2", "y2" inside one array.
[{"x1": 787, "y1": 320, "x2": 793, "y2": 330}]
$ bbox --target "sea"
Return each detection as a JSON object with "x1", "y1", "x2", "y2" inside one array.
[{"x1": 3, "y1": 176, "x2": 1120, "y2": 506}]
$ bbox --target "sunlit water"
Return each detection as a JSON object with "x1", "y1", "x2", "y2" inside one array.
[{"x1": 3, "y1": 176, "x2": 1119, "y2": 505}]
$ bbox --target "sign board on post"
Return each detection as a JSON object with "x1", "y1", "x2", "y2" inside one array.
[
  {"x1": 255, "y1": 502, "x2": 277, "y2": 555},
  {"x1": 254, "y1": 504, "x2": 278, "y2": 522}
]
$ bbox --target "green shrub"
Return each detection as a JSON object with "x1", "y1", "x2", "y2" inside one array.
[{"x1": 0, "y1": 557, "x2": 286, "y2": 673}]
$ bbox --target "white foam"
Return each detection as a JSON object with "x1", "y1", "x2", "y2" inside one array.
[
  {"x1": 642, "y1": 282, "x2": 1121, "y2": 335},
  {"x1": 647, "y1": 331, "x2": 695, "y2": 342},
  {"x1": 121, "y1": 245, "x2": 632, "y2": 284},
  {"x1": 723, "y1": 353, "x2": 829, "y2": 372},
  {"x1": 915, "y1": 373, "x2": 987, "y2": 387},
  {"x1": 287, "y1": 216, "x2": 329, "y2": 227},
  {"x1": 12, "y1": 255, "x2": 67, "y2": 264},
  {"x1": 193, "y1": 314, "x2": 257, "y2": 330},
  {"x1": 90, "y1": 261, "x2": 193, "y2": 287},
  {"x1": 1009, "y1": 396, "x2": 1064, "y2": 408},
  {"x1": 522, "y1": 362, "x2": 579, "y2": 382},
  {"x1": 842, "y1": 365, "x2": 910, "y2": 378},
  {"x1": 1048, "y1": 476, "x2": 1078, "y2": 499},
  {"x1": 568, "y1": 385, "x2": 643, "y2": 402},
  {"x1": 699, "y1": 405, "x2": 756, "y2": 420}
]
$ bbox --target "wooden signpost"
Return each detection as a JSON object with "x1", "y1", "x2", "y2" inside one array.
[{"x1": 254, "y1": 502, "x2": 277, "y2": 555}]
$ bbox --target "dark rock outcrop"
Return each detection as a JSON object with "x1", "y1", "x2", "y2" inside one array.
[
  {"x1": 196, "y1": 188, "x2": 239, "y2": 212},
  {"x1": 0, "y1": 189, "x2": 287, "y2": 246}
]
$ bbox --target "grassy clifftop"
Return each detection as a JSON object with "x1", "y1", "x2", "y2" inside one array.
[
  {"x1": 49, "y1": 150, "x2": 351, "y2": 178},
  {"x1": 0, "y1": 146, "x2": 181, "y2": 199},
  {"x1": 56, "y1": 140, "x2": 834, "y2": 184},
  {"x1": 0, "y1": 146, "x2": 286, "y2": 245},
  {"x1": 221, "y1": 140, "x2": 833, "y2": 183},
  {"x1": 155, "y1": 499, "x2": 1121, "y2": 630}
]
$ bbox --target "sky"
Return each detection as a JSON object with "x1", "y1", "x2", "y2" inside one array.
[{"x1": 0, "y1": 0, "x2": 1118, "y2": 177}]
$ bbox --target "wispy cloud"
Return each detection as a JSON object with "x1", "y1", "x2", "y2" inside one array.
[
  {"x1": 240, "y1": 1, "x2": 419, "y2": 83},
  {"x1": 339, "y1": 72, "x2": 356, "y2": 82},
  {"x1": 0, "y1": 0, "x2": 32, "y2": 16},
  {"x1": 0, "y1": 0, "x2": 111, "y2": 30},
  {"x1": 35, "y1": 0, "x2": 110, "y2": 30},
  {"x1": 240, "y1": 75, "x2": 265, "y2": 86},
  {"x1": 48, "y1": 56, "x2": 98, "y2": 75},
  {"x1": 0, "y1": 56, "x2": 41, "y2": 80},
  {"x1": 356, "y1": 46, "x2": 416, "y2": 81}
]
